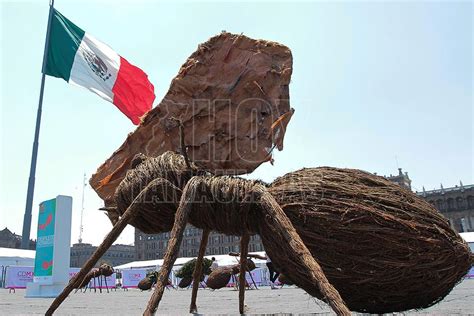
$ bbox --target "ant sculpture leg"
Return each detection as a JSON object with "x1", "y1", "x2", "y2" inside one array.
[
  {"x1": 46, "y1": 178, "x2": 181, "y2": 316},
  {"x1": 248, "y1": 268, "x2": 258, "y2": 290},
  {"x1": 144, "y1": 178, "x2": 200, "y2": 316},
  {"x1": 255, "y1": 188, "x2": 351, "y2": 316},
  {"x1": 239, "y1": 234, "x2": 250, "y2": 314},
  {"x1": 143, "y1": 178, "x2": 350, "y2": 316},
  {"x1": 238, "y1": 192, "x2": 252, "y2": 314},
  {"x1": 105, "y1": 275, "x2": 109, "y2": 293},
  {"x1": 189, "y1": 229, "x2": 210, "y2": 313},
  {"x1": 144, "y1": 178, "x2": 350, "y2": 316}
]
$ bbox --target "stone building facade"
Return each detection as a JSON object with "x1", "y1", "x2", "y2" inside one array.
[
  {"x1": 416, "y1": 184, "x2": 474, "y2": 233},
  {"x1": 70, "y1": 243, "x2": 135, "y2": 267},
  {"x1": 383, "y1": 168, "x2": 473, "y2": 233},
  {"x1": 135, "y1": 226, "x2": 264, "y2": 261},
  {"x1": 385, "y1": 168, "x2": 412, "y2": 190},
  {"x1": 0, "y1": 227, "x2": 36, "y2": 249}
]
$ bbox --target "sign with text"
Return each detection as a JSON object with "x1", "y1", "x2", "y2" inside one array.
[
  {"x1": 6, "y1": 266, "x2": 34, "y2": 289},
  {"x1": 34, "y1": 199, "x2": 56, "y2": 283},
  {"x1": 122, "y1": 269, "x2": 146, "y2": 288},
  {"x1": 26, "y1": 195, "x2": 72, "y2": 297}
]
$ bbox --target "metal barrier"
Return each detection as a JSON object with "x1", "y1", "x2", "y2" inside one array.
[{"x1": 0, "y1": 265, "x2": 5, "y2": 288}]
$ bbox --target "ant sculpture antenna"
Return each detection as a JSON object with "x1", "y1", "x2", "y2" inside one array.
[{"x1": 170, "y1": 117, "x2": 192, "y2": 169}]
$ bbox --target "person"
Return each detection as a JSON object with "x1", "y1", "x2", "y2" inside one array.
[
  {"x1": 210, "y1": 257, "x2": 219, "y2": 271},
  {"x1": 264, "y1": 252, "x2": 280, "y2": 289}
]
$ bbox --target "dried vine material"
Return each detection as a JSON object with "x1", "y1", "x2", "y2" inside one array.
[
  {"x1": 178, "y1": 277, "x2": 192, "y2": 288},
  {"x1": 47, "y1": 152, "x2": 473, "y2": 315},
  {"x1": 137, "y1": 174, "x2": 350, "y2": 316},
  {"x1": 98, "y1": 263, "x2": 114, "y2": 277},
  {"x1": 122, "y1": 154, "x2": 470, "y2": 314},
  {"x1": 138, "y1": 271, "x2": 160, "y2": 291},
  {"x1": 90, "y1": 32, "x2": 294, "y2": 206},
  {"x1": 190, "y1": 229, "x2": 210, "y2": 313},
  {"x1": 46, "y1": 179, "x2": 176, "y2": 316},
  {"x1": 239, "y1": 234, "x2": 250, "y2": 314},
  {"x1": 205, "y1": 258, "x2": 257, "y2": 290},
  {"x1": 278, "y1": 274, "x2": 294, "y2": 285},
  {"x1": 114, "y1": 152, "x2": 192, "y2": 233},
  {"x1": 256, "y1": 189, "x2": 350, "y2": 315},
  {"x1": 144, "y1": 182, "x2": 197, "y2": 316},
  {"x1": 71, "y1": 263, "x2": 114, "y2": 291},
  {"x1": 206, "y1": 266, "x2": 236, "y2": 289},
  {"x1": 269, "y1": 167, "x2": 473, "y2": 313},
  {"x1": 138, "y1": 278, "x2": 153, "y2": 291}
]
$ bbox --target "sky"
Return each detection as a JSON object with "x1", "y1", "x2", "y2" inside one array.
[{"x1": 0, "y1": 0, "x2": 472, "y2": 247}]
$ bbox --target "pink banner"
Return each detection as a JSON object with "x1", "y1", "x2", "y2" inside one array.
[
  {"x1": 67, "y1": 268, "x2": 116, "y2": 288},
  {"x1": 5, "y1": 266, "x2": 34, "y2": 289},
  {"x1": 467, "y1": 267, "x2": 474, "y2": 278},
  {"x1": 122, "y1": 269, "x2": 146, "y2": 288},
  {"x1": 68, "y1": 267, "x2": 81, "y2": 279},
  {"x1": 226, "y1": 268, "x2": 265, "y2": 287},
  {"x1": 92, "y1": 273, "x2": 116, "y2": 289}
]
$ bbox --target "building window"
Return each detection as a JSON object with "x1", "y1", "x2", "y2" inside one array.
[
  {"x1": 436, "y1": 199, "x2": 445, "y2": 211},
  {"x1": 447, "y1": 198, "x2": 455, "y2": 211},
  {"x1": 467, "y1": 196, "x2": 474, "y2": 208}
]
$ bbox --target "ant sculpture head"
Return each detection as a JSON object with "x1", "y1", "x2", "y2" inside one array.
[
  {"x1": 123, "y1": 150, "x2": 201, "y2": 192},
  {"x1": 101, "y1": 118, "x2": 207, "y2": 231},
  {"x1": 111, "y1": 150, "x2": 204, "y2": 234}
]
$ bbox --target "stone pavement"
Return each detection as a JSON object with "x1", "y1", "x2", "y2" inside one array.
[{"x1": 1, "y1": 279, "x2": 473, "y2": 315}]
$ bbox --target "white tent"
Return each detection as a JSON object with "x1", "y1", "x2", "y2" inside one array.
[
  {"x1": 114, "y1": 252, "x2": 269, "y2": 288},
  {"x1": 201, "y1": 252, "x2": 267, "y2": 269},
  {"x1": 460, "y1": 232, "x2": 474, "y2": 252},
  {"x1": 114, "y1": 259, "x2": 163, "y2": 270},
  {"x1": 0, "y1": 247, "x2": 35, "y2": 267},
  {"x1": 114, "y1": 251, "x2": 268, "y2": 271}
]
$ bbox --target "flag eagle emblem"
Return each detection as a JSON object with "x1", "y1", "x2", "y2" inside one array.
[{"x1": 82, "y1": 48, "x2": 112, "y2": 81}]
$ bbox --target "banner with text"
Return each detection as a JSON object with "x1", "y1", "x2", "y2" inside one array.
[
  {"x1": 68, "y1": 268, "x2": 81, "y2": 280},
  {"x1": 225, "y1": 268, "x2": 265, "y2": 287},
  {"x1": 121, "y1": 269, "x2": 146, "y2": 288},
  {"x1": 5, "y1": 266, "x2": 34, "y2": 289},
  {"x1": 33, "y1": 199, "x2": 56, "y2": 283},
  {"x1": 93, "y1": 273, "x2": 116, "y2": 289}
]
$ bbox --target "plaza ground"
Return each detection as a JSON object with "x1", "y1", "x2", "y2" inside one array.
[{"x1": 1, "y1": 279, "x2": 473, "y2": 315}]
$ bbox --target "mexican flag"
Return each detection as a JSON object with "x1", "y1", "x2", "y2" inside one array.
[{"x1": 44, "y1": 9, "x2": 155, "y2": 125}]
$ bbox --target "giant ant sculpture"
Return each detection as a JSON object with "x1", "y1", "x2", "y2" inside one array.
[{"x1": 47, "y1": 123, "x2": 472, "y2": 316}]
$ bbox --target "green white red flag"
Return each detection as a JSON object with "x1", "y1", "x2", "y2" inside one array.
[{"x1": 44, "y1": 9, "x2": 155, "y2": 125}]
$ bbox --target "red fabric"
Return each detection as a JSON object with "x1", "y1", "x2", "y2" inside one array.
[{"x1": 112, "y1": 56, "x2": 155, "y2": 125}]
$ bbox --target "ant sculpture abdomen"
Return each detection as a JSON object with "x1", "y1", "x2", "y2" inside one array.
[{"x1": 269, "y1": 167, "x2": 472, "y2": 313}]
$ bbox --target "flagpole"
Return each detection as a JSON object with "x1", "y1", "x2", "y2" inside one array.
[{"x1": 21, "y1": 0, "x2": 55, "y2": 249}]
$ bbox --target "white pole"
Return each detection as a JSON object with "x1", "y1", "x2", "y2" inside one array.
[{"x1": 78, "y1": 173, "x2": 86, "y2": 243}]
